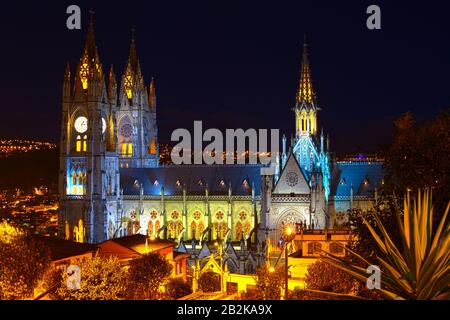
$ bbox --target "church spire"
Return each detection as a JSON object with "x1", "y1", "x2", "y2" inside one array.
[
  {"x1": 84, "y1": 10, "x2": 96, "y2": 59},
  {"x1": 127, "y1": 27, "x2": 139, "y2": 73},
  {"x1": 76, "y1": 10, "x2": 103, "y2": 92},
  {"x1": 296, "y1": 37, "x2": 316, "y2": 106},
  {"x1": 122, "y1": 27, "x2": 144, "y2": 101}
]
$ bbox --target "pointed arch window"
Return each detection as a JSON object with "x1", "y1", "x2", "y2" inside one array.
[
  {"x1": 80, "y1": 54, "x2": 89, "y2": 90},
  {"x1": 76, "y1": 135, "x2": 82, "y2": 152},
  {"x1": 191, "y1": 221, "x2": 197, "y2": 239},
  {"x1": 83, "y1": 135, "x2": 87, "y2": 151},
  {"x1": 149, "y1": 138, "x2": 157, "y2": 155},
  {"x1": 148, "y1": 220, "x2": 153, "y2": 236}
]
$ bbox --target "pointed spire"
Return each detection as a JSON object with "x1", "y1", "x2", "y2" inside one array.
[
  {"x1": 84, "y1": 9, "x2": 97, "y2": 59},
  {"x1": 77, "y1": 9, "x2": 103, "y2": 92},
  {"x1": 63, "y1": 62, "x2": 71, "y2": 100},
  {"x1": 64, "y1": 62, "x2": 71, "y2": 80},
  {"x1": 296, "y1": 36, "x2": 316, "y2": 105},
  {"x1": 122, "y1": 27, "x2": 144, "y2": 101},
  {"x1": 127, "y1": 26, "x2": 139, "y2": 73},
  {"x1": 108, "y1": 65, "x2": 117, "y2": 102}
]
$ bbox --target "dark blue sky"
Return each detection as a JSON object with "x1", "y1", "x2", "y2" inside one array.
[{"x1": 0, "y1": 1, "x2": 449, "y2": 154}]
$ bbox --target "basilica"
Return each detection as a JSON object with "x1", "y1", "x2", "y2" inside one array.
[{"x1": 58, "y1": 17, "x2": 383, "y2": 270}]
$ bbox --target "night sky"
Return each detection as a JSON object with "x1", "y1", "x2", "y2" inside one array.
[{"x1": 1, "y1": 1, "x2": 449, "y2": 155}]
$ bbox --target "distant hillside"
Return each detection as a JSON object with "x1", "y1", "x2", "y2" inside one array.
[{"x1": 0, "y1": 148, "x2": 59, "y2": 189}]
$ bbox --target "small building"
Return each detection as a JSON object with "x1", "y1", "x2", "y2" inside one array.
[
  {"x1": 33, "y1": 235, "x2": 98, "y2": 267},
  {"x1": 98, "y1": 234, "x2": 189, "y2": 280}
]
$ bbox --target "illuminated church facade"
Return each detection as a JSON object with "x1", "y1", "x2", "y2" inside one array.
[{"x1": 58, "y1": 19, "x2": 383, "y2": 269}]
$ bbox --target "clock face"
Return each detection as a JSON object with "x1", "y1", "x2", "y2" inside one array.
[
  {"x1": 102, "y1": 118, "x2": 106, "y2": 134},
  {"x1": 120, "y1": 123, "x2": 132, "y2": 138},
  {"x1": 286, "y1": 172, "x2": 299, "y2": 187},
  {"x1": 74, "y1": 116, "x2": 88, "y2": 133}
]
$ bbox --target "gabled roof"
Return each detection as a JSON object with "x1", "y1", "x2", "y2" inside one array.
[
  {"x1": 198, "y1": 241, "x2": 212, "y2": 259},
  {"x1": 100, "y1": 234, "x2": 176, "y2": 256},
  {"x1": 331, "y1": 161, "x2": 384, "y2": 198},
  {"x1": 273, "y1": 152, "x2": 310, "y2": 195},
  {"x1": 33, "y1": 235, "x2": 98, "y2": 262},
  {"x1": 120, "y1": 165, "x2": 262, "y2": 196}
]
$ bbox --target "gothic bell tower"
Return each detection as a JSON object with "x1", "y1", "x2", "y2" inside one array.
[
  {"x1": 58, "y1": 14, "x2": 121, "y2": 243},
  {"x1": 292, "y1": 40, "x2": 319, "y2": 173},
  {"x1": 117, "y1": 30, "x2": 158, "y2": 168}
]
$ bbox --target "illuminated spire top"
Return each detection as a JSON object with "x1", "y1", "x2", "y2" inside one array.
[
  {"x1": 122, "y1": 27, "x2": 144, "y2": 100},
  {"x1": 296, "y1": 37, "x2": 316, "y2": 106},
  {"x1": 77, "y1": 10, "x2": 103, "y2": 90},
  {"x1": 64, "y1": 62, "x2": 71, "y2": 80},
  {"x1": 84, "y1": 10, "x2": 96, "y2": 57}
]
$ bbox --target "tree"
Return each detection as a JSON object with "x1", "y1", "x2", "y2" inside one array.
[
  {"x1": 198, "y1": 271, "x2": 221, "y2": 293},
  {"x1": 348, "y1": 200, "x2": 402, "y2": 262},
  {"x1": 251, "y1": 267, "x2": 284, "y2": 300},
  {"x1": 126, "y1": 253, "x2": 173, "y2": 300},
  {"x1": 0, "y1": 221, "x2": 50, "y2": 300},
  {"x1": 165, "y1": 277, "x2": 192, "y2": 300},
  {"x1": 384, "y1": 110, "x2": 450, "y2": 220},
  {"x1": 305, "y1": 260, "x2": 355, "y2": 294},
  {"x1": 322, "y1": 190, "x2": 450, "y2": 300},
  {"x1": 288, "y1": 287, "x2": 315, "y2": 300},
  {"x1": 51, "y1": 256, "x2": 127, "y2": 300}
]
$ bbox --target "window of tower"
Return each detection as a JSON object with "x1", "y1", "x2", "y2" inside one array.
[
  {"x1": 125, "y1": 72, "x2": 133, "y2": 100},
  {"x1": 76, "y1": 136, "x2": 81, "y2": 152},
  {"x1": 83, "y1": 135, "x2": 87, "y2": 152},
  {"x1": 80, "y1": 55, "x2": 89, "y2": 90},
  {"x1": 121, "y1": 143, "x2": 133, "y2": 157},
  {"x1": 149, "y1": 139, "x2": 157, "y2": 155}
]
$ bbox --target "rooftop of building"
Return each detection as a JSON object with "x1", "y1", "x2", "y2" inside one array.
[
  {"x1": 33, "y1": 235, "x2": 98, "y2": 262},
  {"x1": 120, "y1": 165, "x2": 263, "y2": 196}
]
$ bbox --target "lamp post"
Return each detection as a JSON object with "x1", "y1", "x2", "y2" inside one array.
[{"x1": 284, "y1": 226, "x2": 295, "y2": 300}]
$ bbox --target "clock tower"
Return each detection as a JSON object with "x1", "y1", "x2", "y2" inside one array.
[
  {"x1": 117, "y1": 30, "x2": 158, "y2": 169},
  {"x1": 58, "y1": 14, "x2": 121, "y2": 243}
]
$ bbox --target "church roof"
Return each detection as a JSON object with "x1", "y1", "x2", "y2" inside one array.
[
  {"x1": 331, "y1": 161, "x2": 384, "y2": 198},
  {"x1": 120, "y1": 165, "x2": 262, "y2": 196}
]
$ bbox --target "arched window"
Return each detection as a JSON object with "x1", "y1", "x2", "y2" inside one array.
[
  {"x1": 155, "y1": 220, "x2": 161, "y2": 237},
  {"x1": 191, "y1": 221, "x2": 197, "y2": 239},
  {"x1": 76, "y1": 135, "x2": 82, "y2": 152},
  {"x1": 73, "y1": 226, "x2": 79, "y2": 242},
  {"x1": 235, "y1": 222, "x2": 243, "y2": 240},
  {"x1": 176, "y1": 221, "x2": 183, "y2": 238},
  {"x1": 65, "y1": 221, "x2": 70, "y2": 240},
  {"x1": 149, "y1": 138, "x2": 157, "y2": 155},
  {"x1": 168, "y1": 221, "x2": 175, "y2": 238},
  {"x1": 198, "y1": 222, "x2": 204, "y2": 240},
  {"x1": 148, "y1": 220, "x2": 153, "y2": 236},
  {"x1": 220, "y1": 222, "x2": 228, "y2": 239},
  {"x1": 330, "y1": 242, "x2": 344, "y2": 254},
  {"x1": 78, "y1": 219, "x2": 84, "y2": 242},
  {"x1": 82, "y1": 135, "x2": 87, "y2": 152},
  {"x1": 308, "y1": 242, "x2": 322, "y2": 255},
  {"x1": 121, "y1": 143, "x2": 133, "y2": 157},
  {"x1": 244, "y1": 221, "x2": 251, "y2": 239}
]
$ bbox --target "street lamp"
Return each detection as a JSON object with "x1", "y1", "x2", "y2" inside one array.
[{"x1": 284, "y1": 225, "x2": 295, "y2": 300}]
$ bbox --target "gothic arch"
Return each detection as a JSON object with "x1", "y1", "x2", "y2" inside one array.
[{"x1": 272, "y1": 209, "x2": 306, "y2": 248}]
